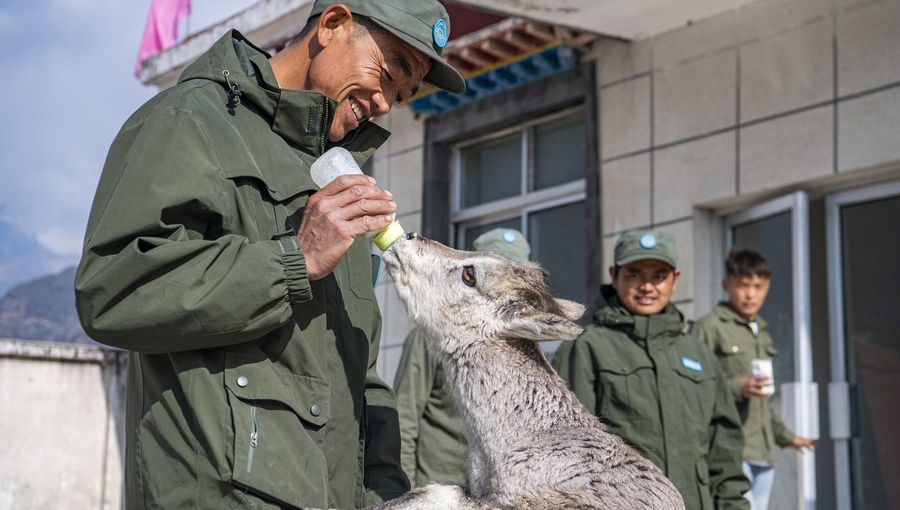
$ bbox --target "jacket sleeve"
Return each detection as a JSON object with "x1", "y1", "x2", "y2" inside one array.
[
  {"x1": 770, "y1": 403, "x2": 798, "y2": 447},
  {"x1": 362, "y1": 325, "x2": 411, "y2": 504},
  {"x1": 392, "y1": 328, "x2": 433, "y2": 486},
  {"x1": 554, "y1": 332, "x2": 600, "y2": 416},
  {"x1": 707, "y1": 359, "x2": 752, "y2": 510},
  {"x1": 692, "y1": 319, "x2": 744, "y2": 402},
  {"x1": 74, "y1": 105, "x2": 311, "y2": 353}
]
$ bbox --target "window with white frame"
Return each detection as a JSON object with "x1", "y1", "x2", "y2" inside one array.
[{"x1": 451, "y1": 107, "x2": 588, "y2": 307}]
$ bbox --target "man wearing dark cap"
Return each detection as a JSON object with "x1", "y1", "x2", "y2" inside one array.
[
  {"x1": 553, "y1": 230, "x2": 750, "y2": 510},
  {"x1": 393, "y1": 228, "x2": 532, "y2": 488},
  {"x1": 75, "y1": 1, "x2": 464, "y2": 508}
]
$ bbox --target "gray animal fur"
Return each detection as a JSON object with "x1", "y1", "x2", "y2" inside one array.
[{"x1": 330, "y1": 233, "x2": 685, "y2": 510}]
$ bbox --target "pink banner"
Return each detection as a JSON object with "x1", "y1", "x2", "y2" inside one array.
[{"x1": 134, "y1": 0, "x2": 192, "y2": 78}]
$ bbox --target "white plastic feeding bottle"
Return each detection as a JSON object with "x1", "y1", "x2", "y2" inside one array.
[{"x1": 310, "y1": 147, "x2": 405, "y2": 251}]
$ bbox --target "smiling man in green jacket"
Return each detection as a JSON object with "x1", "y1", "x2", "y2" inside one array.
[
  {"x1": 74, "y1": 0, "x2": 464, "y2": 509},
  {"x1": 553, "y1": 230, "x2": 750, "y2": 510}
]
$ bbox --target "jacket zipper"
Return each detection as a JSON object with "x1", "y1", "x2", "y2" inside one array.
[
  {"x1": 247, "y1": 402, "x2": 258, "y2": 473},
  {"x1": 320, "y1": 99, "x2": 331, "y2": 154}
]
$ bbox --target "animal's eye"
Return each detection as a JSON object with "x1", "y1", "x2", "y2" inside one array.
[{"x1": 462, "y1": 265, "x2": 476, "y2": 287}]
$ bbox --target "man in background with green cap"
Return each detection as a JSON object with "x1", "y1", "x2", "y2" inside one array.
[
  {"x1": 75, "y1": 1, "x2": 464, "y2": 509},
  {"x1": 393, "y1": 228, "x2": 533, "y2": 488},
  {"x1": 553, "y1": 230, "x2": 750, "y2": 510}
]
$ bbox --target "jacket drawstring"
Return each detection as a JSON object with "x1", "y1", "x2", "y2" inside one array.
[{"x1": 222, "y1": 70, "x2": 242, "y2": 111}]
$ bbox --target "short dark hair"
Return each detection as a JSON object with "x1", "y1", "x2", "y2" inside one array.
[
  {"x1": 287, "y1": 15, "x2": 321, "y2": 47},
  {"x1": 725, "y1": 249, "x2": 771, "y2": 279}
]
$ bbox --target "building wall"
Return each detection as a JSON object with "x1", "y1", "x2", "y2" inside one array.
[
  {"x1": 592, "y1": 0, "x2": 900, "y2": 319},
  {"x1": 372, "y1": 0, "x2": 900, "y2": 507},
  {"x1": 373, "y1": 0, "x2": 900, "y2": 386},
  {"x1": 369, "y1": 108, "x2": 427, "y2": 384},
  {"x1": 0, "y1": 340, "x2": 127, "y2": 510}
]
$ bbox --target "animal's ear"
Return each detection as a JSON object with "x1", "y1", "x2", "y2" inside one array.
[
  {"x1": 555, "y1": 298, "x2": 585, "y2": 321},
  {"x1": 504, "y1": 311, "x2": 585, "y2": 342}
]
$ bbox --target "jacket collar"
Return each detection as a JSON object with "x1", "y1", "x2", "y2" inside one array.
[
  {"x1": 178, "y1": 30, "x2": 389, "y2": 161},
  {"x1": 714, "y1": 301, "x2": 768, "y2": 329},
  {"x1": 593, "y1": 285, "x2": 685, "y2": 344}
]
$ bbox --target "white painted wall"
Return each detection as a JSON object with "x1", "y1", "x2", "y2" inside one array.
[{"x1": 0, "y1": 340, "x2": 126, "y2": 510}]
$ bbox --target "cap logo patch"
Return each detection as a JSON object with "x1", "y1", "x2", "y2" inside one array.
[
  {"x1": 639, "y1": 233, "x2": 657, "y2": 249},
  {"x1": 433, "y1": 19, "x2": 448, "y2": 48},
  {"x1": 502, "y1": 230, "x2": 517, "y2": 243}
]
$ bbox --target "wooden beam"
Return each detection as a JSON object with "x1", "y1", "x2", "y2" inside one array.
[
  {"x1": 502, "y1": 29, "x2": 537, "y2": 51},
  {"x1": 522, "y1": 21, "x2": 557, "y2": 42},
  {"x1": 459, "y1": 47, "x2": 495, "y2": 68},
  {"x1": 479, "y1": 39, "x2": 517, "y2": 60}
]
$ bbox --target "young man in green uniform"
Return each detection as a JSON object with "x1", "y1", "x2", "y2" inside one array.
[
  {"x1": 692, "y1": 249, "x2": 816, "y2": 510},
  {"x1": 74, "y1": 1, "x2": 464, "y2": 508},
  {"x1": 394, "y1": 228, "x2": 532, "y2": 487},
  {"x1": 553, "y1": 230, "x2": 750, "y2": 510}
]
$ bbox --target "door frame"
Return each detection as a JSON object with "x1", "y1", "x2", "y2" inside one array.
[
  {"x1": 825, "y1": 180, "x2": 900, "y2": 510},
  {"x1": 725, "y1": 190, "x2": 818, "y2": 509}
]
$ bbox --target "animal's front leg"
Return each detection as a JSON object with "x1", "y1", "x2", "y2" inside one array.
[{"x1": 360, "y1": 483, "x2": 495, "y2": 510}]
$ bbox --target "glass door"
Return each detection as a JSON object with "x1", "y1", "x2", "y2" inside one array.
[
  {"x1": 725, "y1": 191, "x2": 818, "y2": 510},
  {"x1": 826, "y1": 182, "x2": 900, "y2": 510}
]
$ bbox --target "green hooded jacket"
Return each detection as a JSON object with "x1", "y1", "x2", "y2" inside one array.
[
  {"x1": 553, "y1": 286, "x2": 750, "y2": 510},
  {"x1": 692, "y1": 303, "x2": 796, "y2": 464},
  {"x1": 75, "y1": 31, "x2": 408, "y2": 509},
  {"x1": 393, "y1": 328, "x2": 468, "y2": 487}
]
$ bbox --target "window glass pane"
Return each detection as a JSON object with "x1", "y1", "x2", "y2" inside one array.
[
  {"x1": 840, "y1": 194, "x2": 900, "y2": 510},
  {"x1": 732, "y1": 211, "x2": 796, "y2": 385},
  {"x1": 528, "y1": 201, "x2": 586, "y2": 358},
  {"x1": 461, "y1": 135, "x2": 521, "y2": 207},
  {"x1": 533, "y1": 116, "x2": 585, "y2": 190},
  {"x1": 528, "y1": 201, "x2": 586, "y2": 308}
]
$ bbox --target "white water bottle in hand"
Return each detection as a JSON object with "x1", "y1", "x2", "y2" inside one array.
[{"x1": 310, "y1": 147, "x2": 405, "y2": 251}]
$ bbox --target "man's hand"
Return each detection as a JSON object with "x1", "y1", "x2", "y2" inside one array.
[
  {"x1": 298, "y1": 174, "x2": 396, "y2": 280},
  {"x1": 738, "y1": 375, "x2": 774, "y2": 398},
  {"x1": 788, "y1": 437, "x2": 817, "y2": 453}
]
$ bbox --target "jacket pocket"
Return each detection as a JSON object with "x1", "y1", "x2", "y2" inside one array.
[
  {"x1": 345, "y1": 238, "x2": 377, "y2": 302},
  {"x1": 673, "y1": 361, "x2": 718, "y2": 443},
  {"x1": 715, "y1": 342, "x2": 748, "y2": 376},
  {"x1": 696, "y1": 457, "x2": 713, "y2": 510},
  {"x1": 224, "y1": 359, "x2": 332, "y2": 508},
  {"x1": 597, "y1": 360, "x2": 656, "y2": 422}
]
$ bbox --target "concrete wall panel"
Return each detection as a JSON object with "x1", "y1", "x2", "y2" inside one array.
[
  {"x1": 654, "y1": 50, "x2": 738, "y2": 144},
  {"x1": 654, "y1": 132, "x2": 737, "y2": 222},
  {"x1": 740, "y1": 105, "x2": 834, "y2": 193},
  {"x1": 740, "y1": 18, "x2": 833, "y2": 122},
  {"x1": 837, "y1": 0, "x2": 900, "y2": 96},
  {"x1": 600, "y1": 77, "x2": 651, "y2": 158}
]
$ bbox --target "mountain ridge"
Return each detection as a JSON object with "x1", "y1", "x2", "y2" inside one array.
[
  {"x1": 0, "y1": 265, "x2": 97, "y2": 345},
  {"x1": 0, "y1": 220, "x2": 79, "y2": 299}
]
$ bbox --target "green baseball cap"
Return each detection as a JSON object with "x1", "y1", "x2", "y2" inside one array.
[
  {"x1": 310, "y1": 0, "x2": 466, "y2": 94},
  {"x1": 473, "y1": 228, "x2": 531, "y2": 264},
  {"x1": 614, "y1": 230, "x2": 678, "y2": 268}
]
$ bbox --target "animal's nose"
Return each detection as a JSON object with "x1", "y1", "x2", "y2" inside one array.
[{"x1": 405, "y1": 232, "x2": 420, "y2": 240}]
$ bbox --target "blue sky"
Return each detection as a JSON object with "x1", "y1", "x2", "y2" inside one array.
[{"x1": 0, "y1": 0, "x2": 252, "y2": 261}]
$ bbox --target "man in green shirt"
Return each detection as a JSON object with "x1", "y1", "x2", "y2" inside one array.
[
  {"x1": 553, "y1": 230, "x2": 750, "y2": 509},
  {"x1": 393, "y1": 228, "x2": 533, "y2": 487},
  {"x1": 692, "y1": 249, "x2": 816, "y2": 510}
]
